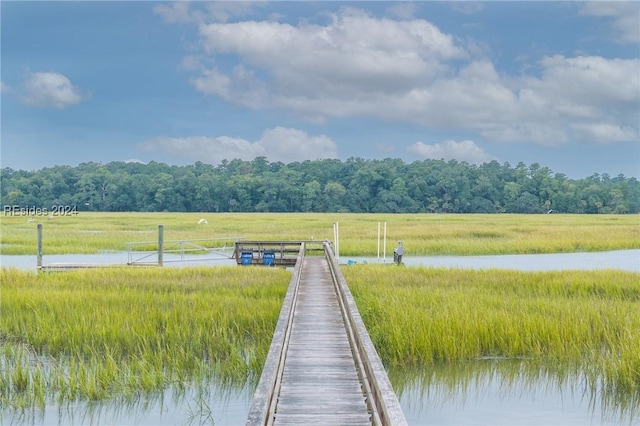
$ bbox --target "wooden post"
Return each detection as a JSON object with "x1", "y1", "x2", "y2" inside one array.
[
  {"x1": 158, "y1": 224, "x2": 164, "y2": 267},
  {"x1": 37, "y1": 223, "x2": 43, "y2": 271}
]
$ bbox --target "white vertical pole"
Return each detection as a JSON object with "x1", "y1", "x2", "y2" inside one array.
[
  {"x1": 333, "y1": 222, "x2": 339, "y2": 261},
  {"x1": 333, "y1": 222, "x2": 336, "y2": 252},
  {"x1": 336, "y1": 222, "x2": 339, "y2": 260},
  {"x1": 383, "y1": 222, "x2": 387, "y2": 263},
  {"x1": 377, "y1": 222, "x2": 380, "y2": 262}
]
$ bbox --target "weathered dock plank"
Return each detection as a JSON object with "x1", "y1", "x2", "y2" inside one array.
[
  {"x1": 246, "y1": 243, "x2": 407, "y2": 426},
  {"x1": 273, "y1": 256, "x2": 370, "y2": 425}
]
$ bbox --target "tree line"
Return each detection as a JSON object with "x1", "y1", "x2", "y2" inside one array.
[{"x1": 1, "y1": 157, "x2": 639, "y2": 214}]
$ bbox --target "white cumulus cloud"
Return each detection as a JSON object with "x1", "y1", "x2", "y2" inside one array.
[
  {"x1": 580, "y1": 1, "x2": 640, "y2": 44},
  {"x1": 504, "y1": 55, "x2": 640, "y2": 144},
  {"x1": 164, "y1": 6, "x2": 639, "y2": 147},
  {"x1": 23, "y1": 72, "x2": 85, "y2": 109},
  {"x1": 154, "y1": 2, "x2": 198, "y2": 24},
  {"x1": 258, "y1": 127, "x2": 338, "y2": 163},
  {"x1": 385, "y1": 2, "x2": 419, "y2": 20},
  {"x1": 193, "y1": 8, "x2": 466, "y2": 116},
  {"x1": 570, "y1": 123, "x2": 638, "y2": 143},
  {"x1": 139, "y1": 127, "x2": 338, "y2": 164},
  {"x1": 154, "y1": 1, "x2": 263, "y2": 24},
  {"x1": 407, "y1": 140, "x2": 496, "y2": 164}
]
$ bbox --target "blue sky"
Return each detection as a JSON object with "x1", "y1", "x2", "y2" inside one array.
[{"x1": 1, "y1": 1, "x2": 639, "y2": 178}]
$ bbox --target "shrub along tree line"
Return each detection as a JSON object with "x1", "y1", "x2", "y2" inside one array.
[{"x1": 2, "y1": 157, "x2": 639, "y2": 213}]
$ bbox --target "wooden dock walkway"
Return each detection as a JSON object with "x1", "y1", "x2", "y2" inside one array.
[
  {"x1": 276, "y1": 256, "x2": 369, "y2": 424},
  {"x1": 247, "y1": 243, "x2": 407, "y2": 426}
]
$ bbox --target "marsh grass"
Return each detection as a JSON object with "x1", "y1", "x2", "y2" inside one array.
[
  {"x1": 1, "y1": 212, "x2": 638, "y2": 255},
  {"x1": 0, "y1": 266, "x2": 289, "y2": 410},
  {"x1": 388, "y1": 360, "x2": 639, "y2": 423},
  {"x1": 343, "y1": 266, "x2": 640, "y2": 404}
]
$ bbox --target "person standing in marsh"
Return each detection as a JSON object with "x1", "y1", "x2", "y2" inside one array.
[{"x1": 393, "y1": 240, "x2": 404, "y2": 265}]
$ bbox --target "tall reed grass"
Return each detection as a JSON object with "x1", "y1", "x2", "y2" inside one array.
[
  {"x1": 0, "y1": 266, "x2": 289, "y2": 410},
  {"x1": 1, "y1": 213, "x2": 638, "y2": 255},
  {"x1": 343, "y1": 266, "x2": 640, "y2": 401},
  {"x1": 388, "y1": 360, "x2": 638, "y2": 424}
]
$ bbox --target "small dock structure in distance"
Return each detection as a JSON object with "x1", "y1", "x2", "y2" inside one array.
[
  {"x1": 233, "y1": 240, "x2": 323, "y2": 267},
  {"x1": 247, "y1": 241, "x2": 407, "y2": 425}
]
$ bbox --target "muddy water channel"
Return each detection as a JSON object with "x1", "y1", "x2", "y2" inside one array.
[{"x1": 2, "y1": 251, "x2": 639, "y2": 425}]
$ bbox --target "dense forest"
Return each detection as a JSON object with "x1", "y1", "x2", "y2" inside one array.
[{"x1": 1, "y1": 157, "x2": 639, "y2": 214}]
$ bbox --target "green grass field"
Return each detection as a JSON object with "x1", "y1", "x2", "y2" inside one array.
[
  {"x1": 3, "y1": 265, "x2": 638, "y2": 411},
  {"x1": 1, "y1": 212, "x2": 638, "y2": 255},
  {"x1": 344, "y1": 267, "x2": 640, "y2": 402},
  {"x1": 1, "y1": 212, "x2": 639, "y2": 413},
  {"x1": 0, "y1": 267, "x2": 289, "y2": 410}
]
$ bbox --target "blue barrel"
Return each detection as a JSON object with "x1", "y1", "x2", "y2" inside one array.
[
  {"x1": 263, "y1": 251, "x2": 275, "y2": 266},
  {"x1": 241, "y1": 251, "x2": 253, "y2": 266}
]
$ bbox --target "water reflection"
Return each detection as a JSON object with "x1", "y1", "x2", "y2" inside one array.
[
  {"x1": 0, "y1": 251, "x2": 237, "y2": 271},
  {"x1": 389, "y1": 360, "x2": 639, "y2": 425},
  {"x1": 343, "y1": 249, "x2": 640, "y2": 272},
  {"x1": 5, "y1": 361, "x2": 638, "y2": 425},
  {"x1": 2, "y1": 381, "x2": 254, "y2": 426},
  {"x1": 1, "y1": 249, "x2": 638, "y2": 272}
]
